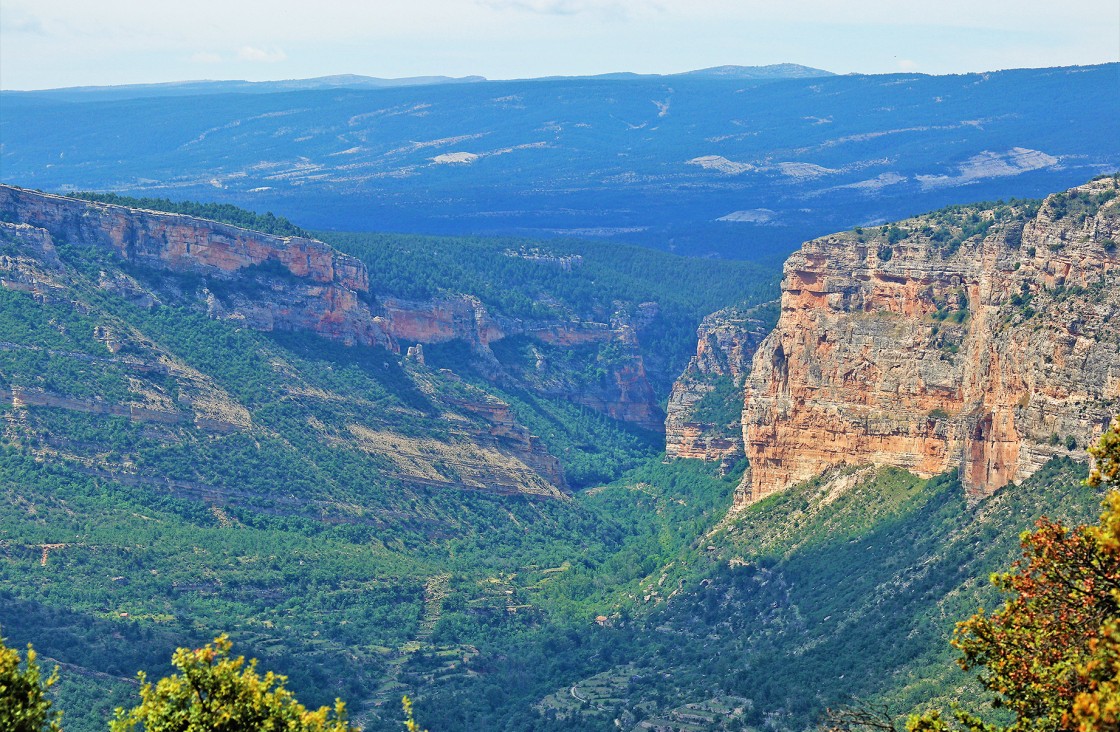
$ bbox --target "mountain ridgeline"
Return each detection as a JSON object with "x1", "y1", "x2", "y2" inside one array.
[
  {"x1": 667, "y1": 176, "x2": 1120, "y2": 502},
  {"x1": 2, "y1": 64, "x2": 1117, "y2": 260}
]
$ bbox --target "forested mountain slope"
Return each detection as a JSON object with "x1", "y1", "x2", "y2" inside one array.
[
  {"x1": 0, "y1": 187, "x2": 769, "y2": 729},
  {"x1": 1, "y1": 182, "x2": 1114, "y2": 732}
]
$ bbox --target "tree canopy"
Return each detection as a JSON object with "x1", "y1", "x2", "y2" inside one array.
[
  {"x1": 109, "y1": 635, "x2": 358, "y2": 732},
  {"x1": 910, "y1": 416, "x2": 1120, "y2": 732},
  {"x1": 0, "y1": 633, "x2": 61, "y2": 732}
]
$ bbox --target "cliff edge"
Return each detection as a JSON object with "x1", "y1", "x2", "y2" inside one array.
[
  {"x1": 0, "y1": 185, "x2": 661, "y2": 432},
  {"x1": 732, "y1": 176, "x2": 1119, "y2": 502}
]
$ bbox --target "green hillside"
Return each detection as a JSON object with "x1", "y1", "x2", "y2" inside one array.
[
  {"x1": 0, "y1": 194, "x2": 1111, "y2": 731},
  {"x1": 400, "y1": 460, "x2": 1105, "y2": 731},
  {"x1": 0, "y1": 197, "x2": 768, "y2": 730}
]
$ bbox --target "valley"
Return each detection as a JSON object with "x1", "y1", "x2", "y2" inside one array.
[
  {"x1": 1, "y1": 48, "x2": 1119, "y2": 731},
  {"x1": 0, "y1": 174, "x2": 1116, "y2": 730}
]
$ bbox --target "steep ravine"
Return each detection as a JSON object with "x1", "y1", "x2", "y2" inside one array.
[{"x1": 668, "y1": 176, "x2": 1120, "y2": 502}]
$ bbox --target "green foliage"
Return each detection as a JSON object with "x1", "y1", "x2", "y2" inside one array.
[
  {"x1": 691, "y1": 376, "x2": 744, "y2": 433},
  {"x1": 919, "y1": 198, "x2": 1042, "y2": 257},
  {"x1": 0, "y1": 635, "x2": 61, "y2": 732},
  {"x1": 1043, "y1": 188, "x2": 1118, "y2": 224},
  {"x1": 905, "y1": 419, "x2": 1120, "y2": 732},
  {"x1": 70, "y1": 192, "x2": 309, "y2": 237},
  {"x1": 319, "y1": 229, "x2": 777, "y2": 394},
  {"x1": 402, "y1": 460, "x2": 1104, "y2": 732},
  {"x1": 110, "y1": 634, "x2": 358, "y2": 731},
  {"x1": 1089, "y1": 416, "x2": 1120, "y2": 489}
]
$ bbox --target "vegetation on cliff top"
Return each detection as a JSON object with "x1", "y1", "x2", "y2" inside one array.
[{"x1": 69, "y1": 191, "x2": 311, "y2": 238}]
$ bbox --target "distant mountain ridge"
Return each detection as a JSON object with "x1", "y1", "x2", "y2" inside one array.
[
  {"x1": 536, "y1": 62, "x2": 834, "y2": 81},
  {"x1": 8, "y1": 64, "x2": 832, "y2": 99},
  {"x1": 679, "y1": 63, "x2": 834, "y2": 79},
  {"x1": 3, "y1": 63, "x2": 1114, "y2": 260},
  {"x1": 6, "y1": 73, "x2": 488, "y2": 101}
]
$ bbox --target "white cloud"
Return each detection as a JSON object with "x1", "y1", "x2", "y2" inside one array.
[
  {"x1": 237, "y1": 45, "x2": 287, "y2": 63},
  {"x1": 477, "y1": 0, "x2": 655, "y2": 16}
]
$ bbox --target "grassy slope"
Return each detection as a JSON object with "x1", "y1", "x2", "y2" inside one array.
[{"x1": 401, "y1": 460, "x2": 1105, "y2": 731}]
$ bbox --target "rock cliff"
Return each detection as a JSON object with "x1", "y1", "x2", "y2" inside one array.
[
  {"x1": 735, "y1": 176, "x2": 1120, "y2": 502},
  {"x1": 0, "y1": 213, "x2": 568, "y2": 498},
  {"x1": 0, "y1": 185, "x2": 393, "y2": 349},
  {"x1": 0, "y1": 185, "x2": 660, "y2": 432},
  {"x1": 664, "y1": 304, "x2": 776, "y2": 466}
]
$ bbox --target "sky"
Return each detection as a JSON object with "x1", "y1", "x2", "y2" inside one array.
[{"x1": 2, "y1": 0, "x2": 1118, "y2": 90}]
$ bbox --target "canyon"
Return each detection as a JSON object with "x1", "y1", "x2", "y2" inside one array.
[{"x1": 668, "y1": 176, "x2": 1120, "y2": 502}]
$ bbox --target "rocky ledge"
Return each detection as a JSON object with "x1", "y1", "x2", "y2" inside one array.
[
  {"x1": 736, "y1": 177, "x2": 1119, "y2": 502},
  {"x1": 664, "y1": 303, "x2": 776, "y2": 466},
  {"x1": 0, "y1": 185, "x2": 660, "y2": 432}
]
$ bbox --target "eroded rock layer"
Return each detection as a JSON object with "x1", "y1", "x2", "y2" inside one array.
[
  {"x1": 739, "y1": 177, "x2": 1120, "y2": 502},
  {"x1": 0, "y1": 185, "x2": 661, "y2": 431},
  {"x1": 664, "y1": 304, "x2": 776, "y2": 464},
  {"x1": 0, "y1": 185, "x2": 393, "y2": 348}
]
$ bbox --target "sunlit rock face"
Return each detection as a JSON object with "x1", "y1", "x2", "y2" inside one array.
[
  {"x1": 738, "y1": 177, "x2": 1120, "y2": 503},
  {"x1": 0, "y1": 185, "x2": 662, "y2": 432},
  {"x1": 665, "y1": 305, "x2": 774, "y2": 464}
]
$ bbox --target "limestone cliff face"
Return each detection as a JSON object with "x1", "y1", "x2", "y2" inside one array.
[
  {"x1": 382, "y1": 295, "x2": 513, "y2": 349},
  {"x1": 738, "y1": 177, "x2": 1120, "y2": 502},
  {"x1": 0, "y1": 185, "x2": 661, "y2": 431},
  {"x1": 571, "y1": 324, "x2": 662, "y2": 432},
  {"x1": 0, "y1": 185, "x2": 393, "y2": 349},
  {"x1": 664, "y1": 304, "x2": 775, "y2": 463}
]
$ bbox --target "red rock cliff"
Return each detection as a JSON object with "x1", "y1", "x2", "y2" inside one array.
[
  {"x1": 0, "y1": 185, "x2": 392, "y2": 348},
  {"x1": 738, "y1": 177, "x2": 1120, "y2": 502}
]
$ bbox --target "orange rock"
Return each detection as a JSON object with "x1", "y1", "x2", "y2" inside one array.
[{"x1": 736, "y1": 178, "x2": 1120, "y2": 503}]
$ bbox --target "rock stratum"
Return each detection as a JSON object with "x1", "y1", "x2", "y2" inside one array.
[
  {"x1": 0, "y1": 185, "x2": 661, "y2": 433},
  {"x1": 738, "y1": 177, "x2": 1120, "y2": 501},
  {"x1": 664, "y1": 304, "x2": 776, "y2": 467},
  {"x1": 0, "y1": 213, "x2": 566, "y2": 500},
  {"x1": 0, "y1": 186, "x2": 676, "y2": 500}
]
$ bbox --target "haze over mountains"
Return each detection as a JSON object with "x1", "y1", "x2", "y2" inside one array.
[
  {"x1": 7, "y1": 64, "x2": 834, "y2": 101},
  {"x1": 3, "y1": 63, "x2": 1116, "y2": 259}
]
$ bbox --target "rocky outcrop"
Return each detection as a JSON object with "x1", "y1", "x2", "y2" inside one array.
[
  {"x1": 664, "y1": 304, "x2": 776, "y2": 463},
  {"x1": 382, "y1": 295, "x2": 513, "y2": 349},
  {"x1": 444, "y1": 394, "x2": 566, "y2": 490},
  {"x1": 735, "y1": 177, "x2": 1120, "y2": 502},
  {"x1": 0, "y1": 185, "x2": 394, "y2": 349},
  {"x1": 0, "y1": 185, "x2": 661, "y2": 431},
  {"x1": 573, "y1": 326, "x2": 662, "y2": 432}
]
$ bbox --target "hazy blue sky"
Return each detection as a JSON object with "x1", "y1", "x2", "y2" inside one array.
[{"x1": 2, "y1": 0, "x2": 1118, "y2": 89}]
